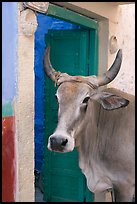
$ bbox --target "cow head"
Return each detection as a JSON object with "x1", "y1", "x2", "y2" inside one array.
[{"x1": 43, "y1": 47, "x2": 129, "y2": 153}]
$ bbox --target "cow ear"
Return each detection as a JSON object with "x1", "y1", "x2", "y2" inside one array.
[{"x1": 92, "y1": 92, "x2": 129, "y2": 110}]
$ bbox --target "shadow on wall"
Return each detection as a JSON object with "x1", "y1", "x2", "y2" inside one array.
[{"x1": 34, "y1": 13, "x2": 81, "y2": 171}]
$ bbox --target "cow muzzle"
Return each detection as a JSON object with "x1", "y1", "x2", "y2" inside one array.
[
  {"x1": 50, "y1": 137, "x2": 68, "y2": 150},
  {"x1": 47, "y1": 133, "x2": 75, "y2": 152}
]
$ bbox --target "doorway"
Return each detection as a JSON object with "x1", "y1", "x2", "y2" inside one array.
[{"x1": 34, "y1": 12, "x2": 98, "y2": 202}]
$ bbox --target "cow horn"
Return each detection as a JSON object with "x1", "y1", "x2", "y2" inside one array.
[
  {"x1": 97, "y1": 49, "x2": 122, "y2": 86},
  {"x1": 43, "y1": 46, "x2": 122, "y2": 87},
  {"x1": 43, "y1": 46, "x2": 60, "y2": 82}
]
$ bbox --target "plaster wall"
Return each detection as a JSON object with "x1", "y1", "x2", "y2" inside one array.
[
  {"x1": 107, "y1": 4, "x2": 135, "y2": 95},
  {"x1": 14, "y1": 3, "x2": 35, "y2": 202}
]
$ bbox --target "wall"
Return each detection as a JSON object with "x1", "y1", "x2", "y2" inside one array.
[
  {"x1": 2, "y1": 2, "x2": 35, "y2": 202},
  {"x1": 34, "y1": 14, "x2": 81, "y2": 171},
  {"x1": 108, "y1": 4, "x2": 135, "y2": 95},
  {"x1": 2, "y1": 2, "x2": 18, "y2": 202}
]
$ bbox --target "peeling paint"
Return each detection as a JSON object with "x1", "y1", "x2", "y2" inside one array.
[{"x1": 2, "y1": 101, "x2": 14, "y2": 117}]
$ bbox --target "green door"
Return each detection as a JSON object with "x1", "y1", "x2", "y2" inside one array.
[{"x1": 43, "y1": 29, "x2": 98, "y2": 202}]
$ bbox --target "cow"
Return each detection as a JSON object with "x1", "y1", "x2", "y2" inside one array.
[{"x1": 43, "y1": 46, "x2": 135, "y2": 202}]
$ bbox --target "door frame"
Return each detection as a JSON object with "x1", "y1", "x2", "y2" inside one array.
[
  {"x1": 23, "y1": 2, "x2": 108, "y2": 75},
  {"x1": 42, "y1": 7, "x2": 98, "y2": 202},
  {"x1": 24, "y1": 2, "x2": 99, "y2": 75},
  {"x1": 23, "y1": 2, "x2": 98, "y2": 29}
]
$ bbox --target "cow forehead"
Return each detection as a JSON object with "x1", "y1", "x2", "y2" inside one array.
[{"x1": 56, "y1": 82, "x2": 92, "y2": 99}]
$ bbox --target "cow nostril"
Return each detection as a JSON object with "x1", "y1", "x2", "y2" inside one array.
[
  {"x1": 50, "y1": 137, "x2": 56, "y2": 145},
  {"x1": 50, "y1": 137, "x2": 68, "y2": 148},
  {"x1": 61, "y1": 139, "x2": 68, "y2": 146}
]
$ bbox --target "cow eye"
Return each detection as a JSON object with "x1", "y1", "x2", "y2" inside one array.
[{"x1": 82, "y1": 97, "x2": 90, "y2": 104}]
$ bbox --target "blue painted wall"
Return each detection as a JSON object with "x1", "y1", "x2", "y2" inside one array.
[
  {"x1": 2, "y1": 2, "x2": 18, "y2": 103},
  {"x1": 34, "y1": 14, "x2": 80, "y2": 171}
]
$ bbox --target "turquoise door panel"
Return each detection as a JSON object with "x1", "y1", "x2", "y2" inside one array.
[{"x1": 43, "y1": 29, "x2": 97, "y2": 202}]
